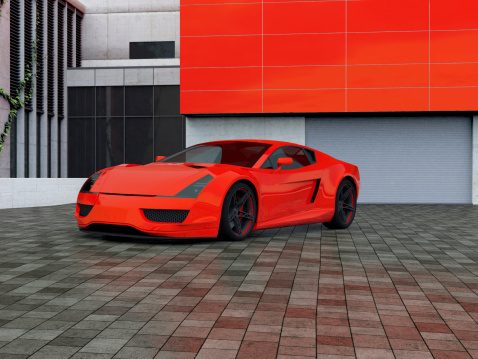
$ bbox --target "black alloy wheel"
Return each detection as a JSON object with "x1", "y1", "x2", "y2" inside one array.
[
  {"x1": 219, "y1": 182, "x2": 257, "y2": 241},
  {"x1": 324, "y1": 178, "x2": 357, "y2": 229}
]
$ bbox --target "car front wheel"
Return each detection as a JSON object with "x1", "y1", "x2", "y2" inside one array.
[{"x1": 219, "y1": 182, "x2": 257, "y2": 241}]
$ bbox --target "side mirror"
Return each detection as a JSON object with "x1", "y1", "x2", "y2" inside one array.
[
  {"x1": 276, "y1": 157, "x2": 293, "y2": 170},
  {"x1": 155, "y1": 156, "x2": 166, "y2": 162}
]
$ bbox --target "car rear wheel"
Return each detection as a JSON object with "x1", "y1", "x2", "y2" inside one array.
[
  {"x1": 219, "y1": 182, "x2": 257, "y2": 241},
  {"x1": 324, "y1": 179, "x2": 356, "y2": 230}
]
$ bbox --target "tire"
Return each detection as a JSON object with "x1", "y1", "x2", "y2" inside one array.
[
  {"x1": 219, "y1": 182, "x2": 257, "y2": 241},
  {"x1": 324, "y1": 179, "x2": 357, "y2": 230}
]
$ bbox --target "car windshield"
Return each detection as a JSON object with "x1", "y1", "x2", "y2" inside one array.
[{"x1": 159, "y1": 142, "x2": 271, "y2": 168}]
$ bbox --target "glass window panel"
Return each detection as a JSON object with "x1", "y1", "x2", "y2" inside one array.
[
  {"x1": 96, "y1": 86, "x2": 124, "y2": 117},
  {"x1": 68, "y1": 118, "x2": 95, "y2": 177},
  {"x1": 125, "y1": 86, "x2": 153, "y2": 116},
  {"x1": 130, "y1": 41, "x2": 175, "y2": 59},
  {"x1": 154, "y1": 116, "x2": 184, "y2": 157},
  {"x1": 154, "y1": 85, "x2": 180, "y2": 116},
  {"x1": 68, "y1": 87, "x2": 94, "y2": 117},
  {"x1": 96, "y1": 117, "x2": 124, "y2": 171},
  {"x1": 125, "y1": 117, "x2": 154, "y2": 164}
]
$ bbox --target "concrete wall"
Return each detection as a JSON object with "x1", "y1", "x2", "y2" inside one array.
[
  {"x1": 79, "y1": 0, "x2": 179, "y2": 63},
  {"x1": 0, "y1": 0, "x2": 11, "y2": 178},
  {"x1": 185, "y1": 117, "x2": 306, "y2": 147},
  {"x1": 0, "y1": 178, "x2": 87, "y2": 208},
  {"x1": 67, "y1": 66, "x2": 180, "y2": 87}
]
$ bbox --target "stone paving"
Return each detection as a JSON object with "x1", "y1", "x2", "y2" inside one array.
[{"x1": 0, "y1": 204, "x2": 478, "y2": 358}]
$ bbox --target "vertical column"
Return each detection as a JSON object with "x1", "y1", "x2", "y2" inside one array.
[
  {"x1": 15, "y1": 0, "x2": 26, "y2": 178},
  {"x1": 50, "y1": 0, "x2": 58, "y2": 177},
  {"x1": 60, "y1": 5, "x2": 68, "y2": 178},
  {"x1": 473, "y1": 115, "x2": 478, "y2": 205},
  {"x1": 28, "y1": 0, "x2": 38, "y2": 177},
  {"x1": 0, "y1": 0, "x2": 11, "y2": 178},
  {"x1": 39, "y1": 0, "x2": 48, "y2": 177}
]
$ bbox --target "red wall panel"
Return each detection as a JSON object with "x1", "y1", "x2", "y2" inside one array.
[
  {"x1": 181, "y1": 0, "x2": 478, "y2": 114},
  {"x1": 181, "y1": 35, "x2": 261, "y2": 68},
  {"x1": 347, "y1": 0, "x2": 428, "y2": 32},
  {"x1": 430, "y1": 0, "x2": 478, "y2": 30},
  {"x1": 347, "y1": 32, "x2": 429, "y2": 65},
  {"x1": 181, "y1": 67, "x2": 262, "y2": 91},
  {"x1": 263, "y1": 34, "x2": 346, "y2": 67},
  {"x1": 263, "y1": 66, "x2": 345, "y2": 90},
  {"x1": 181, "y1": 90, "x2": 262, "y2": 114},
  {"x1": 181, "y1": 3, "x2": 261, "y2": 36},
  {"x1": 263, "y1": 89, "x2": 345, "y2": 113},
  {"x1": 348, "y1": 89, "x2": 429, "y2": 112},
  {"x1": 431, "y1": 63, "x2": 478, "y2": 87},
  {"x1": 431, "y1": 87, "x2": 478, "y2": 111},
  {"x1": 431, "y1": 30, "x2": 478, "y2": 63},
  {"x1": 347, "y1": 65, "x2": 429, "y2": 89},
  {"x1": 263, "y1": 1, "x2": 345, "y2": 34}
]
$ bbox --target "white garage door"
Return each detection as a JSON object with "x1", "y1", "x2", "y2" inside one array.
[{"x1": 305, "y1": 117, "x2": 472, "y2": 203}]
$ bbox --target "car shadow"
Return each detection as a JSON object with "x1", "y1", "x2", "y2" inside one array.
[{"x1": 78, "y1": 231, "x2": 229, "y2": 245}]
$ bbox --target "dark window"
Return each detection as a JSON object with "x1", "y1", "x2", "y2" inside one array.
[
  {"x1": 57, "y1": 1, "x2": 65, "y2": 118},
  {"x1": 261, "y1": 146, "x2": 312, "y2": 170},
  {"x1": 67, "y1": 7, "x2": 74, "y2": 67},
  {"x1": 161, "y1": 142, "x2": 271, "y2": 168},
  {"x1": 130, "y1": 41, "x2": 175, "y2": 59},
  {"x1": 68, "y1": 87, "x2": 95, "y2": 117},
  {"x1": 96, "y1": 117, "x2": 124, "y2": 170},
  {"x1": 125, "y1": 118, "x2": 153, "y2": 164},
  {"x1": 47, "y1": 0, "x2": 55, "y2": 116},
  {"x1": 154, "y1": 85, "x2": 179, "y2": 116},
  {"x1": 96, "y1": 87, "x2": 124, "y2": 117},
  {"x1": 68, "y1": 118, "x2": 95, "y2": 177},
  {"x1": 76, "y1": 13, "x2": 82, "y2": 67},
  {"x1": 154, "y1": 117, "x2": 184, "y2": 157},
  {"x1": 24, "y1": 0, "x2": 34, "y2": 110},
  {"x1": 125, "y1": 86, "x2": 153, "y2": 116}
]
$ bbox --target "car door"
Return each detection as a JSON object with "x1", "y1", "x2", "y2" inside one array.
[{"x1": 254, "y1": 146, "x2": 322, "y2": 221}]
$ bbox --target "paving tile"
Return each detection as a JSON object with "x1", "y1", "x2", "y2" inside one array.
[
  {"x1": 237, "y1": 341, "x2": 278, "y2": 359},
  {"x1": 161, "y1": 337, "x2": 205, "y2": 352},
  {"x1": 1, "y1": 204, "x2": 478, "y2": 358},
  {"x1": 113, "y1": 346, "x2": 159, "y2": 359},
  {"x1": 79, "y1": 338, "x2": 128, "y2": 354}
]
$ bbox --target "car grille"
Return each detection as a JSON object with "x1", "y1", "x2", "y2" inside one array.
[
  {"x1": 143, "y1": 209, "x2": 189, "y2": 223},
  {"x1": 78, "y1": 204, "x2": 93, "y2": 217}
]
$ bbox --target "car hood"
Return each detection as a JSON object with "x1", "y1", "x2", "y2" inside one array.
[{"x1": 97, "y1": 163, "x2": 216, "y2": 196}]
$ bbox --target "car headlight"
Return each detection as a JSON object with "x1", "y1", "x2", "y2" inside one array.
[
  {"x1": 158, "y1": 175, "x2": 213, "y2": 199},
  {"x1": 80, "y1": 172, "x2": 104, "y2": 193}
]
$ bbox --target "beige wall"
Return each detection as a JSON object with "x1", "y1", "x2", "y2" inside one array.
[{"x1": 0, "y1": 1, "x2": 11, "y2": 178}]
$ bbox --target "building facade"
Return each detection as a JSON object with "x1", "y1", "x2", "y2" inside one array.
[
  {"x1": 0, "y1": 0, "x2": 85, "y2": 179},
  {"x1": 1, "y1": 0, "x2": 477, "y2": 207},
  {"x1": 66, "y1": 0, "x2": 183, "y2": 178},
  {"x1": 180, "y1": 0, "x2": 478, "y2": 204}
]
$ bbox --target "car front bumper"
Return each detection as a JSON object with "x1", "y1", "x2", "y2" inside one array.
[{"x1": 75, "y1": 192, "x2": 221, "y2": 238}]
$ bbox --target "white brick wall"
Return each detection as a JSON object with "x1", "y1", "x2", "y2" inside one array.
[
  {"x1": 0, "y1": 179, "x2": 87, "y2": 209},
  {"x1": 185, "y1": 117, "x2": 306, "y2": 147}
]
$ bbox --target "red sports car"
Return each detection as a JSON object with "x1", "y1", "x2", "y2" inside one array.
[{"x1": 76, "y1": 140, "x2": 360, "y2": 241}]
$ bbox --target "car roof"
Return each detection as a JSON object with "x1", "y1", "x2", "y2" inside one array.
[{"x1": 197, "y1": 139, "x2": 308, "y2": 148}]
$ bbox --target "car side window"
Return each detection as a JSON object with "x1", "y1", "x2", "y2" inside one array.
[{"x1": 260, "y1": 146, "x2": 312, "y2": 170}]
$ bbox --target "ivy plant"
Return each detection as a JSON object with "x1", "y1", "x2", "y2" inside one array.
[{"x1": 0, "y1": 3, "x2": 40, "y2": 154}]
